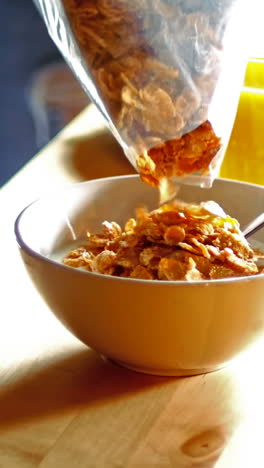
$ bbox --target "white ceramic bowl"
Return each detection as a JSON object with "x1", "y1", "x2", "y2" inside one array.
[{"x1": 15, "y1": 176, "x2": 264, "y2": 376}]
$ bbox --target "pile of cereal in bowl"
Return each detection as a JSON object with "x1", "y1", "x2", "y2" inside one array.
[{"x1": 63, "y1": 200, "x2": 264, "y2": 281}]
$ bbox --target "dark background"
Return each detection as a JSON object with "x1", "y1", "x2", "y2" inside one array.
[{"x1": 0, "y1": 0, "x2": 62, "y2": 187}]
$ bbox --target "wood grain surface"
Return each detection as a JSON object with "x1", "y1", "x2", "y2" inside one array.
[{"x1": 1, "y1": 105, "x2": 264, "y2": 468}]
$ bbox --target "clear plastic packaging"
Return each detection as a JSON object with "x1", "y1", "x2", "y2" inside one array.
[{"x1": 34, "y1": 0, "x2": 249, "y2": 188}]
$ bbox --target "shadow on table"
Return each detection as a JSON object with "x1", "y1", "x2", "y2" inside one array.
[
  {"x1": 0, "y1": 347, "x2": 174, "y2": 431},
  {"x1": 1, "y1": 342, "x2": 253, "y2": 465},
  {"x1": 63, "y1": 127, "x2": 136, "y2": 181},
  {"x1": 0, "y1": 346, "x2": 246, "y2": 465}
]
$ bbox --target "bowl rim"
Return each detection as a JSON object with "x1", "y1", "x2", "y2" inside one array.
[{"x1": 14, "y1": 174, "x2": 264, "y2": 287}]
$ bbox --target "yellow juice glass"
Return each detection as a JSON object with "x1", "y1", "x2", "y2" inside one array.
[{"x1": 220, "y1": 59, "x2": 264, "y2": 185}]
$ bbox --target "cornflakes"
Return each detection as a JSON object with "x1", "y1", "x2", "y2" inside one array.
[
  {"x1": 62, "y1": 0, "x2": 225, "y2": 186},
  {"x1": 63, "y1": 200, "x2": 263, "y2": 281}
]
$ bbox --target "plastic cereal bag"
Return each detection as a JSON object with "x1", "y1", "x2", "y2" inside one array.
[{"x1": 34, "y1": 0, "x2": 250, "y2": 190}]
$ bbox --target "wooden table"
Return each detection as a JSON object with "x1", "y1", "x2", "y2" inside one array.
[{"x1": 1, "y1": 104, "x2": 264, "y2": 468}]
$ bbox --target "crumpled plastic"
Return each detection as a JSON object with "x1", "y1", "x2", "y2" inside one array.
[{"x1": 34, "y1": 0, "x2": 249, "y2": 188}]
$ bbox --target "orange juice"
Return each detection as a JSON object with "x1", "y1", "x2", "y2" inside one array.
[{"x1": 220, "y1": 59, "x2": 264, "y2": 185}]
